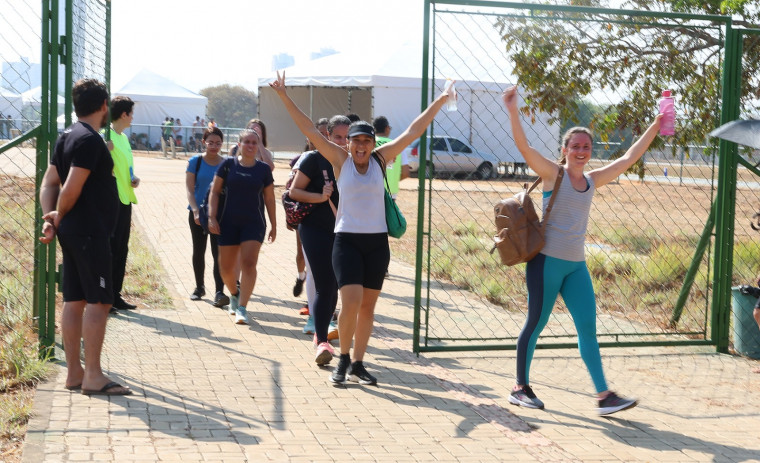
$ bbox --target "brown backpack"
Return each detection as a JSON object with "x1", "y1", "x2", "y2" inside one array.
[{"x1": 490, "y1": 166, "x2": 564, "y2": 266}]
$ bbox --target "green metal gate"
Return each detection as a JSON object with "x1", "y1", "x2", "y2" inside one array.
[
  {"x1": 412, "y1": 1, "x2": 757, "y2": 353},
  {"x1": 0, "y1": 0, "x2": 109, "y2": 351}
]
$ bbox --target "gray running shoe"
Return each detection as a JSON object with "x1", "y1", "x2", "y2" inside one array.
[
  {"x1": 508, "y1": 385, "x2": 545, "y2": 409},
  {"x1": 596, "y1": 392, "x2": 638, "y2": 416}
]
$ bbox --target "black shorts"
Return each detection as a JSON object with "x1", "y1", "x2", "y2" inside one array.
[
  {"x1": 58, "y1": 233, "x2": 114, "y2": 304},
  {"x1": 332, "y1": 232, "x2": 389, "y2": 290}
]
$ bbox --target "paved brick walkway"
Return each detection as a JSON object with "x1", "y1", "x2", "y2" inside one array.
[{"x1": 22, "y1": 155, "x2": 760, "y2": 462}]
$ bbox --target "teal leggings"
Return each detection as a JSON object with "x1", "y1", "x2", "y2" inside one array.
[{"x1": 516, "y1": 253, "x2": 608, "y2": 393}]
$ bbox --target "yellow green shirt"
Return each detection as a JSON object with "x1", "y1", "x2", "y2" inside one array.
[
  {"x1": 376, "y1": 136, "x2": 401, "y2": 195},
  {"x1": 108, "y1": 128, "x2": 138, "y2": 205}
]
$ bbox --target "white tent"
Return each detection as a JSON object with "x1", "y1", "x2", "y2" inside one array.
[
  {"x1": 115, "y1": 69, "x2": 207, "y2": 145},
  {"x1": 257, "y1": 41, "x2": 559, "y2": 163}
]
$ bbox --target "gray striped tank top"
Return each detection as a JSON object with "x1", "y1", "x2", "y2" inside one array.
[{"x1": 541, "y1": 172, "x2": 595, "y2": 262}]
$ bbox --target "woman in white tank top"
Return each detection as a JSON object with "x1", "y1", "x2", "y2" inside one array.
[{"x1": 270, "y1": 71, "x2": 453, "y2": 385}]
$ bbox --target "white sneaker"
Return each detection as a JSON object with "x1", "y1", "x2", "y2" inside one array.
[{"x1": 235, "y1": 307, "x2": 248, "y2": 325}]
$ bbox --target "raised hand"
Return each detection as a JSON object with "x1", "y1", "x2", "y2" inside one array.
[
  {"x1": 269, "y1": 70, "x2": 286, "y2": 95},
  {"x1": 502, "y1": 86, "x2": 518, "y2": 110}
]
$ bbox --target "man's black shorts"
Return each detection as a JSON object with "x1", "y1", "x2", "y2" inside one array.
[{"x1": 58, "y1": 233, "x2": 114, "y2": 304}]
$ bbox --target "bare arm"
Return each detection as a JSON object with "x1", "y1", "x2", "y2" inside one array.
[
  {"x1": 269, "y1": 71, "x2": 348, "y2": 176},
  {"x1": 39, "y1": 165, "x2": 60, "y2": 243},
  {"x1": 589, "y1": 115, "x2": 663, "y2": 188},
  {"x1": 264, "y1": 183, "x2": 276, "y2": 243},
  {"x1": 186, "y1": 171, "x2": 200, "y2": 225},
  {"x1": 206, "y1": 175, "x2": 224, "y2": 235},
  {"x1": 289, "y1": 170, "x2": 333, "y2": 204},
  {"x1": 376, "y1": 87, "x2": 452, "y2": 164},
  {"x1": 503, "y1": 86, "x2": 559, "y2": 185}
]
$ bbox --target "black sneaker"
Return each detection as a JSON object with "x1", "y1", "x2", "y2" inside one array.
[
  {"x1": 508, "y1": 385, "x2": 545, "y2": 409},
  {"x1": 293, "y1": 277, "x2": 305, "y2": 297},
  {"x1": 113, "y1": 297, "x2": 137, "y2": 310},
  {"x1": 190, "y1": 287, "x2": 205, "y2": 301},
  {"x1": 348, "y1": 361, "x2": 377, "y2": 385},
  {"x1": 596, "y1": 392, "x2": 638, "y2": 416},
  {"x1": 213, "y1": 291, "x2": 230, "y2": 308},
  {"x1": 330, "y1": 354, "x2": 351, "y2": 384}
]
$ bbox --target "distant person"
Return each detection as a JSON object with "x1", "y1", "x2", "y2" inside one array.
[
  {"x1": 208, "y1": 118, "x2": 217, "y2": 129},
  {"x1": 270, "y1": 71, "x2": 453, "y2": 385},
  {"x1": 39, "y1": 78, "x2": 131, "y2": 396},
  {"x1": 105, "y1": 96, "x2": 140, "y2": 314},
  {"x1": 229, "y1": 119, "x2": 275, "y2": 171},
  {"x1": 0, "y1": 112, "x2": 5, "y2": 138},
  {"x1": 192, "y1": 116, "x2": 203, "y2": 152},
  {"x1": 345, "y1": 113, "x2": 360, "y2": 123},
  {"x1": 503, "y1": 86, "x2": 662, "y2": 415},
  {"x1": 289, "y1": 115, "x2": 348, "y2": 365},
  {"x1": 173, "y1": 118, "x2": 183, "y2": 142},
  {"x1": 162, "y1": 117, "x2": 173, "y2": 142},
  {"x1": 186, "y1": 127, "x2": 229, "y2": 307},
  {"x1": 207, "y1": 129, "x2": 276, "y2": 325},
  {"x1": 373, "y1": 116, "x2": 410, "y2": 200}
]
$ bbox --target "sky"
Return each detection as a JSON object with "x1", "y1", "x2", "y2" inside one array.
[{"x1": 111, "y1": 0, "x2": 426, "y2": 94}]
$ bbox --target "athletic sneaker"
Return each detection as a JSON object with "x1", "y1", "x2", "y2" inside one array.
[
  {"x1": 348, "y1": 361, "x2": 377, "y2": 385},
  {"x1": 330, "y1": 354, "x2": 351, "y2": 383},
  {"x1": 235, "y1": 306, "x2": 249, "y2": 325},
  {"x1": 302, "y1": 315, "x2": 315, "y2": 334},
  {"x1": 293, "y1": 277, "x2": 305, "y2": 297},
  {"x1": 508, "y1": 385, "x2": 545, "y2": 409},
  {"x1": 327, "y1": 320, "x2": 339, "y2": 341},
  {"x1": 190, "y1": 287, "x2": 205, "y2": 301},
  {"x1": 213, "y1": 291, "x2": 230, "y2": 308},
  {"x1": 315, "y1": 342, "x2": 335, "y2": 366},
  {"x1": 227, "y1": 293, "x2": 239, "y2": 315},
  {"x1": 596, "y1": 392, "x2": 638, "y2": 416}
]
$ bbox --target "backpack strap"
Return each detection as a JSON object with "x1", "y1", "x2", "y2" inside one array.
[{"x1": 541, "y1": 166, "x2": 564, "y2": 228}]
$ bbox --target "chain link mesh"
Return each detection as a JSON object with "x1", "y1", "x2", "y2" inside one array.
[
  {"x1": 0, "y1": 0, "x2": 42, "y2": 332},
  {"x1": 413, "y1": 3, "x2": 750, "y2": 351},
  {"x1": 71, "y1": 0, "x2": 108, "y2": 84}
]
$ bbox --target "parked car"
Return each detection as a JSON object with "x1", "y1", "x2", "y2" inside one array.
[{"x1": 404, "y1": 136, "x2": 499, "y2": 179}]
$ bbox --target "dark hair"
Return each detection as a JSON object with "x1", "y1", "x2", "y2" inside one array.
[
  {"x1": 345, "y1": 113, "x2": 361, "y2": 123},
  {"x1": 372, "y1": 116, "x2": 389, "y2": 134},
  {"x1": 110, "y1": 96, "x2": 134, "y2": 121},
  {"x1": 316, "y1": 117, "x2": 329, "y2": 127},
  {"x1": 246, "y1": 118, "x2": 267, "y2": 146},
  {"x1": 328, "y1": 115, "x2": 351, "y2": 134},
  {"x1": 202, "y1": 126, "x2": 223, "y2": 141},
  {"x1": 559, "y1": 126, "x2": 593, "y2": 165},
  {"x1": 72, "y1": 79, "x2": 109, "y2": 117}
]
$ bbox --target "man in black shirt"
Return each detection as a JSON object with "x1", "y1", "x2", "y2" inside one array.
[{"x1": 39, "y1": 79, "x2": 131, "y2": 396}]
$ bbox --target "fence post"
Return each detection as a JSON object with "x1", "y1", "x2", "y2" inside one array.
[{"x1": 711, "y1": 25, "x2": 742, "y2": 353}]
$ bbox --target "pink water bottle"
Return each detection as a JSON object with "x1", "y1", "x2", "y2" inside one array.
[{"x1": 659, "y1": 90, "x2": 675, "y2": 136}]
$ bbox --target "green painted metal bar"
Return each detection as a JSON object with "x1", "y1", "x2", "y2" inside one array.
[
  {"x1": 431, "y1": 0, "x2": 730, "y2": 23},
  {"x1": 417, "y1": 339, "x2": 716, "y2": 353},
  {"x1": 0, "y1": 127, "x2": 41, "y2": 154},
  {"x1": 104, "y1": 0, "x2": 112, "y2": 141},
  {"x1": 711, "y1": 24, "x2": 742, "y2": 354},
  {"x1": 64, "y1": 0, "x2": 72, "y2": 126},
  {"x1": 736, "y1": 155, "x2": 760, "y2": 177},
  {"x1": 670, "y1": 200, "x2": 715, "y2": 326},
  {"x1": 413, "y1": 0, "x2": 433, "y2": 354},
  {"x1": 35, "y1": 0, "x2": 51, "y2": 350}
]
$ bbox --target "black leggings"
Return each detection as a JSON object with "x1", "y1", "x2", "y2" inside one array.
[
  {"x1": 111, "y1": 202, "x2": 131, "y2": 299},
  {"x1": 188, "y1": 210, "x2": 223, "y2": 293},
  {"x1": 299, "y1": 223, "x2": 338, "y2": 343}
]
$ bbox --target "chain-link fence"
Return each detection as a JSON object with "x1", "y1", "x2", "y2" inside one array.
[
  {"x1": 0, "y1": 0, "x2": 43, "y2": 340},
  {"x1": 413, "y1": 2, "x2": 759, "y2": 354},
  {"x1": 0, "y1": 0, "x2": 109, "y2": 348}
]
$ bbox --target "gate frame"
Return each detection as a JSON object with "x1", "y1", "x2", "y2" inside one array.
[{"x1": 413, "y1": 0, "x2": 742, "y2": 354}]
